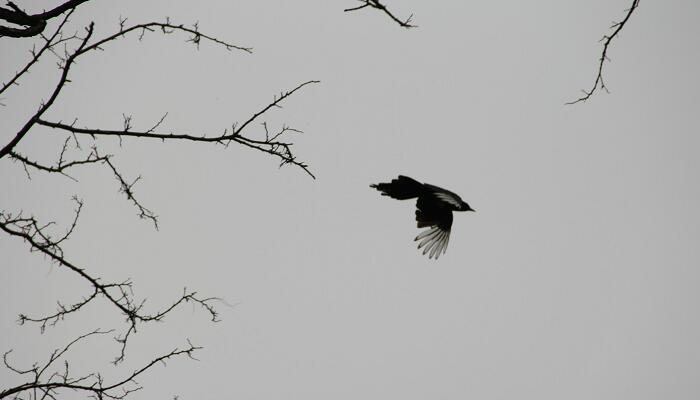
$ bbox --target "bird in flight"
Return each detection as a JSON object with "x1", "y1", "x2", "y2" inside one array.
[{"x1": 370, "y1": 175, "x2": 474, "y2": 260}]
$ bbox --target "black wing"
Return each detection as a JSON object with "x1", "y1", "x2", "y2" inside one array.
[
  {"x1": 423, "y1": 183, "x2": 464, "y2": 210},
  {"x1": 370, "y1": 175, "x2": 425, "y2": 200},
  {"x1": 414, "y1": 195, "x2": 453, "y2": 260}
]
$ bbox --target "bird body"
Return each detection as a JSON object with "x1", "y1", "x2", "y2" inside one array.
[{"x1": 370, "y1": 175, "x2": 474, "y2": 260}]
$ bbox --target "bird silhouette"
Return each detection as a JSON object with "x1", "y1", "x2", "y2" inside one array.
[{"x1": 370, "y1": 175, "x2": 474, "y2": 260}]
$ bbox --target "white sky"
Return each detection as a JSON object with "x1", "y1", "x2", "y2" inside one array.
[{"x1": 2, "y1": 1, "x2": 700, "y2": 399}]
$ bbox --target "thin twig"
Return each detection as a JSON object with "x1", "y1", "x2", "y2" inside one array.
[
  {"x1": 567, "y1": 0, "x2": 640, "y2": 105},
  {"x1": 344, "y1": 0, "x2": 415, "y2": 28}
]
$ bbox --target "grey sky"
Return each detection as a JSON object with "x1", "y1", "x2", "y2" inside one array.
[{"x1": 2, "y1": 1, "x2": 700, "y2": 399}]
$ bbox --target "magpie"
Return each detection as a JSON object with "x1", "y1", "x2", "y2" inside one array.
[{"x1": 370, "y1": 175, "x2": 474, "y2": 260}]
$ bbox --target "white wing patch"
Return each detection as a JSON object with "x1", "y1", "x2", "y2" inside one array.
[
  {"x1": 414, "y1": 226, "x2": 451, "y2": 260},
  {"x1": 434, "y1": 192, "x2": 462, "y2": 208}
]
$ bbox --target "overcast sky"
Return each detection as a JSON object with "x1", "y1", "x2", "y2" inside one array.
[{"x1": 2, "y1": 1, "x2": 700, "y2": 399}]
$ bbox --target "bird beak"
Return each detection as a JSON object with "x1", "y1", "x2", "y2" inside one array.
[{"x1": 469, "y1": 208, "x2": 475, "y2": 212}]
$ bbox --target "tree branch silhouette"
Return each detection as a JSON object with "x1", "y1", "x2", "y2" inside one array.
[
  {"x1": 344, "y1": 0, "x2": 415, "y2": 28},
  {"x1": 1, "y1": 330, "x2": 202, "y2": 400},
  {"x1": 0, "y1": 8, "x2": 76, "y2": 95},
  {"x1": 0, "y1": 204, "x2": 219, "y2": 364},
  {"x1": 567, "y1": 0, "x2": 640, "y2": 104},
  {"x1": 0, "y1": 0, "x2": 89, "y2": 38},
  {"x1": 2, "y1": 14, "x2": 315, "y2": 222},
  {"x1": 1, "y1": 8, "x2": 316, "y2": 400},
  {"x1": 8, "y1": 141, "x2": 108, "y2": 182},
  {"x1": 34, "y1": 79, "x2": 320, "y2": 179},
  {"x1": 0, "y1": 17, "x2": 253, "y2": 158}
]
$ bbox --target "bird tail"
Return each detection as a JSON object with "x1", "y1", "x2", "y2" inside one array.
[{"x1": 370, "y1": 175, "x2": 424, "y2": 200}]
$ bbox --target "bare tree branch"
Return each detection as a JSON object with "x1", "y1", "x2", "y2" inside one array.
[
  {"x1": 0, "y1": 21, "x2": 94, "y2": 160},
  {"x1": 344, "y1": 0, "x2": 416, "y2": 28},
  {"x1": 1, "y1": 18, "x2": 252, "y2": 159},
  {"x1": 96, "y1": 18, "x2": 252, "y2": 54},
  {"x1": 0, "y1": 208, "x2": 220, "y2": 364},
  {"x1": 0, "y1": 9, "x2": 75, "y2": 98},
  {"x1": 1, "y1": 16, "x2": 299, "y2": 233},
  {"x1": 567, "y1": 0, "x2": 641, "y2": 105},
  {"x1": 8, "y1": 141, "x2": 160, "y2": 229},
  {"x1": 1, "y1": 331, "x2": 202, "y2": 400},
  {"x1": 0, "y1": 0, "x2": 89, "y2": 38},
  {"x1": 8, "y1": 142, "x2": 109, "y2": 182},
  {"x1": 35, "y1": 80, "x2": 320, "y2": 179},
  {"x1": 1, "y1": 7, "x2": 317, "y2": 400},
  {"x1": 101, "y1": 154, "x2": 159, "y2": 229}
]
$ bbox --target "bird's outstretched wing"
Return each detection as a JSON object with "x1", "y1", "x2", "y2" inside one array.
[
  {"x1": 414, "y1": 196, "x2": 453, "y2": 260},
  {"x1": 423, "y1": 183, "x2": 464, "y2": 209}
]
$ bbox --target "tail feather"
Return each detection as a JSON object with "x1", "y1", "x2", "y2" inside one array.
[{"x1": 370, "y1": 175, "x2": 424, "y2": 200}]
